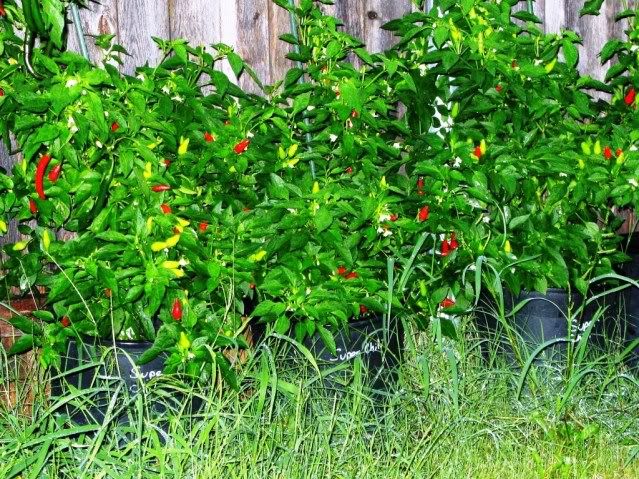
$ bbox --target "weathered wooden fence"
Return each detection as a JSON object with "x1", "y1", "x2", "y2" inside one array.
[{"x1": 0, "y1": 0, "x2": 633, "y2": 244}]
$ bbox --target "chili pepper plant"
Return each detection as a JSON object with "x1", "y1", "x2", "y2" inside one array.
[
  {"x1": 240, "y1": 0, "x2": 439, "y2": 351},
  {"x1": 0, "y1": 1, "x2": 293, "y2": 386},
  {"x1": 383, "y1": 0, "x2": 624, "y2": 326}
]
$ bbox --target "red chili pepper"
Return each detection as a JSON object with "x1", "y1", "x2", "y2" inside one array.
[
  {"x1": 616, "y1": 148, "x2": 623, "y2": 157},
  {"x1": 389, "y1": 214, "x2": 399, "y2": 222},
  {"x1": 234, "y1": 139, "x2": 250, "y2": 154},
  {"x1": 337, "y1": 266, "x2": 348, "y2": 276},
  {"x1": 351, "y1": 109, "x2": 359, "y2": 118},
  {"x1": 359, "y1": 305, "x2": 368, "y2": 315},
  {"x1": 474, "y1": 146, "x2": 483, "y2": 158},
  {"x1": 35, "y1": 154, "x2": 52, "y2": 200},
  {"x1": 345, "y1": 166, "x2": 353, "y2": 174},
  {"x1": 29, "y1": 199, "x2": 38, "y2": 214},
  {"x1": 60, "y1": 316, "x2": 71, "y2": 328},
  {"x1": 417, "y1": 177, "x2": 425, "y2": 195},
  {"x1": 105, "y1": 288, "x2": 112, "y2": 298},
  {"x1": 199, "y1": 222, "x2": 208, "y2": 233},
  {"x1": 418, "y1": 205, "x2": 430, "y2": 222},
  {"x1": 604, "y1": 146, "x2": 613, "y2": 160},
  {"x1": 163, "y1": 159, "x2": 171, "y2": 167},
  {"x1": 110, "y1": 122, "x2": 120, "y2": 133},
  {"x1": 0, "y1": 88, "x2": 4, "y2": 97},
  {"x1": 0, "y1": 2, "x2": 5, "y2": 17},
  {"x1": 449, "y1": 232, "x2": 459, "y2": 250},
  {"x1": 495, "y1": 84, "x2": 503, "y2": 93},
  {"x1": 249, "y1": 283, "x2": 256, "y2": 289},
  {"x1": 204, "y1": 132, "x2": 215, "y2": 143},
  {"x1": 345, "y1": 271, "x2": 358, "y2": 280},
  {"x1": 511, "y1": 60, "x2": 518, "y2": 69},
  {"x1": 152, "y1": 184, "x2": 171, "y2": 192},
  {"x1": 161, "y1": 203, "x2": 172, "y2": 214},
  {"x1": 48, "y1": 164, "x2": 62, "y2": 182},
  {"x1": 173, "y1": 227, "x2": 181, "y2": 235},
  {"x1": 441, "y1": 240, "x2": 450, "y2": 256},
  {"x1": 625, "y1": 87, "x2": 636, "y2": 106},
  {"x1": 171, "y1": 299, "x2": 183, "y2": 321},
  {"x1": 441, "y1": 298, "x2": 455, "y2": 309}
]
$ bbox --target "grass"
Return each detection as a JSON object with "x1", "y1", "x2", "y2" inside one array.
[{"x1": 2, "y1": 312, "x2": 639, "y2": 479}]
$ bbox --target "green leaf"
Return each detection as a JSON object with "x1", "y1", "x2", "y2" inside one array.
[
  {"x1": 7, "y1": 335, "x2": 35, "y2": 355},
  {"x1": 42, "y1": 0, "x2": 66, "y2": 48},
  {"x1": 512, "y1": 11, "x2": 542, "y2": 23},
  {"x1": 227, "y1": 52, "x2": 244, "y2": 78},
  {"x1": 216, "y1": 352, "x2": 239, "y2": 390},
  {"x1": 600, "y1": 39, "x2": 625, "y2": 63},
  {"x1": 316, "y1": 324, "x2": 336, "y2": 356},
  {"x1": 9, "y1": 316, "x2": 43, "y2": 336},
  {"x1": 580, "y1": 0, "x2": 605, "y2": 16},
  {"x1": 433, "y1": 26, "x2": 449, "y2": 48},
  {"x1": 562, "y1": 40, "x2": 579, "y2": 69},
  {"x1": 314, "y1": 207, "x2": 333, "y2": 232},
  {"x1": 274, "y1": 315, "x2": 291, "y2": 334}
]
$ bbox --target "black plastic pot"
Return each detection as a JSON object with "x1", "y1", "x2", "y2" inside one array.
[
  {"x1": 616, "y1": 235, "x2": 639, "y2": 368},
  {"x1": 477, "y1": 289, "x2": 585, "y2": 364},
  {"x1": 52, "y1": 339, "x2": 199, "y2": 426},
  {"x1": 287, "y1": 316, "x2": 404, "y2": 393}
]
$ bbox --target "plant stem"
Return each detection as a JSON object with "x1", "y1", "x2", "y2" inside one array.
[
  {"x1": 527, "y1": 0, "x2": 534, "y2": 14},
  {"x1": 287, "y1": 0, "x2": 316, "y2": 180},
  {"x1": 70, "y1": 3, "x2": 90, "y2": 61}
]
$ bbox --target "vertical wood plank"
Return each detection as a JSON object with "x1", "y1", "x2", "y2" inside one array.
[
  {"x1": 168, "y1": 0, "x2": 218, "y2": 49},
  {"x1": 117, "y1": 0, "x2": 171, "y2": 74},
  {"x1": 267, "y1": 1, "x2": 295, "y2": 87},
  {"x1": 335, "y1": 0, "x2": 412, "y2": 54},
  {"x1": 235, "y1": 1, "x2": 272, "y2": 93},
  {"x1": 66, "y1": 1, "x2": 119, "y2": 65}
]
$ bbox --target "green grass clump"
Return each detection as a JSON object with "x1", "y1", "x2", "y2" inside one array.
[{"x1": 1, "y1": 315, "x2": 639, "y2": 479}]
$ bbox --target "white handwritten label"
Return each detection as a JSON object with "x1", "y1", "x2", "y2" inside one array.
[{"x1": 327, "y1": 339, "x2": 382, "y2": 362}]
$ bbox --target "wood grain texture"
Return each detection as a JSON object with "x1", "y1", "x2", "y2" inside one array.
[
  {"x1": 117, "y1": 0, "x2": 170, "y2": 74},
  {"x1": 267, "y1": 1, "x2": 294, "y2": 87},
  {"x1": 66, "y1": 0, "x2": 119, "y2": 64},
  {"x1": 235, "y1": 1, "x2": 271, "y2": 93}
]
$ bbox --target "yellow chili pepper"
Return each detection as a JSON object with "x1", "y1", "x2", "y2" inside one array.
[
  {"x1": 249, "y1": 250, "x2": 267, "y2": 262},
  {"x1": 42, "y1": 230, "x2": 51, "y2": 252},
  {"x1": 143, "y1": 162, "x2": 153, "y2": 179},
  {"x1": 165, "y1": 234, "x2": 181, "y2": 248},
  {"x1": 162, "y1": 261, "x2": 181, "y2": 269},
  {"x1": 545, "y1": 58, "x2": 557, "y2": 74},
  {"x1": 278, "y1": 146, "x2": 287, "y2": 160},
  {"x1": 0, "y1": 220, "x2": 7, "y2": 235},
  {"x1": 504, "y1": 240, "x2": 512, "y2": 254},
  {"x1": 178, "y1": 136, "x2": 190, "y2": 156},
  {"x1": 480, "y1": 139, "x2": 487, "y2": 155},
  {"x1": 178, "y1": 331, "x2": 191, "y2": 350},
  {"x1": 593, "y1": 140, "x2": 602, "y2": 155},
  {"x1": 312, "y1": 181, "x2": 320, "y2": 194},
  {"x1": 288, "y1": 144, "x2": 299, "y2": 158},
  {"x1": 13, "y1": 240, "x2": 29, "y2": 252},
  {"x1": 151, "y1": 241, "x2": 168, "y2": 252}
]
